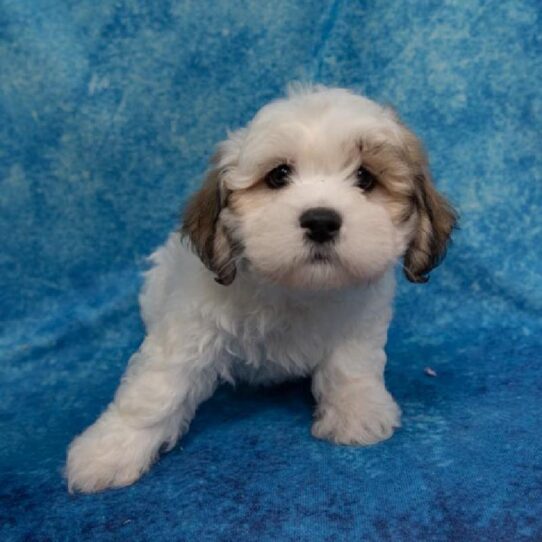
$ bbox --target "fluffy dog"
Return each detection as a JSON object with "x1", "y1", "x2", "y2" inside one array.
[{"x1": 66, "y1": 85, "x2": 456, "y2": 492}]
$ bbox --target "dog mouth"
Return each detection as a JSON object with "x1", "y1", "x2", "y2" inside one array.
[{"x1": 307, "y1": 248, "x2": 336, "y2": 264}]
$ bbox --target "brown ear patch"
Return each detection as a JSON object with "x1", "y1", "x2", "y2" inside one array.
[
  {"x1": 404, "y1": 167, "x2": 458, "y2": 283},
  {"x1": 396, "y1": 124, "x2": 458, "y2": 283},
  {"x1": 180, "y1": 168, "x2": 237, "y2": 285},
  {"x1": 211, "y1": 220, "x2": 237, "y2": 285}
]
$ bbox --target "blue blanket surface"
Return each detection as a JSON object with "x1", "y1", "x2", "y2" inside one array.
[{"x1": 1, "y1": 1, "x2": 541, "y2": 540}]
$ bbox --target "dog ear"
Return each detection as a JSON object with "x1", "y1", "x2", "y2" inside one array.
[
  {"x1": 400, "y1": 128, "x2": 458, "y2": 283},
  {"x1": 181, "y1": 162, "x2": 237, "y2": 285}
]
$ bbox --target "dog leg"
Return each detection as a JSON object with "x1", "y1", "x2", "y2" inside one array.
[
  {"x1": 66, "y1": 332, "x2": 221, "y2": 492},
  {"x1": 311, "y1": 341, "x2": 401, "y2": 445}
]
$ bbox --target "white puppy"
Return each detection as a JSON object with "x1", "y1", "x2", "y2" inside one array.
[{"x1": 66, "y1": 86, "x2": 456, "y2": 493}]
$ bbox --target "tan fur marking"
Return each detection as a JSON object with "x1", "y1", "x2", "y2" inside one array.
[
  {"x1": 397, "y1": 125, "x2": 458, "y2": 282},
  {"x1": 181, "y1": 167, "x2": 236, "y2": 285}
]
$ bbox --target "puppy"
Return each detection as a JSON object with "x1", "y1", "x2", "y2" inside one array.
[{"x1": 66, "y1": 85, "x2": 456, "y2": 492}]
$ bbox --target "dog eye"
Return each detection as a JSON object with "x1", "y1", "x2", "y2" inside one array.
[
  {"x1": 356, "y1": 166, "x2": 377, "y2": 191},
  {"x1": 265, "y1": 164, "x2": 292, "y2": 189}
]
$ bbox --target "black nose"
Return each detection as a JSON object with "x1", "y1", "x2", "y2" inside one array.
[{"x1": 299, "y1": 207, "x2": 342, "y2": 243}]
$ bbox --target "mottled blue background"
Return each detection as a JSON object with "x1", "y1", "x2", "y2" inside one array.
[{"x1": 1, "y1": 0, "x2": 541, "y2": 540}]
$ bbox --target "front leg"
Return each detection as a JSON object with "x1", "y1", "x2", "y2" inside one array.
[
  {"x1": 311, "y1": 337, "x2": 401, "y2": 445},
  {"x1": 66, "y1": 329, "x2": 223, "y2": 492}
]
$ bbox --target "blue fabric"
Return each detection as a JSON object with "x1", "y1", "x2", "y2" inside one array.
[{"x1": 1, "y1": 0, "x2": 541, "y2": 540}]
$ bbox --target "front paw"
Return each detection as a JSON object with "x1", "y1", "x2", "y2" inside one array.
[
  {"x1": 312, "y1": 383, "x2": 401, "y2": 445},
  {"x1": 66, "y1": 408, "x2": 162, "y2": 493}
]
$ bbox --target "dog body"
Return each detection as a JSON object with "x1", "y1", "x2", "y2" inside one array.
[
  {"x1": 142, "y1": 234, "x2": 395, "y2": 389},
  {"x1": 67, "y1": 86, "x2": 455, "y2": 492}
]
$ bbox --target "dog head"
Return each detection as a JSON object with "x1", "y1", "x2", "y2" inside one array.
[{"x1": 182, "y1": 86, "x2": 457, "y2": 289}]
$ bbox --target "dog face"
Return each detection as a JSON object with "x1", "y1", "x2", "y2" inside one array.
[{"x1": 183, "y1": 86, "x2": 456, "y2": 289}]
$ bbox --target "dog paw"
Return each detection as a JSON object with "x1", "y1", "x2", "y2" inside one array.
[
  {"x1": 312, "y1": 384, "x2": 401, "y2": 445},
  {"x1": 66, "y1": 408, "x2": 161, "y2": 493}
]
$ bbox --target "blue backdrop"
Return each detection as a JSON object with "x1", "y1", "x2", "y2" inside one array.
[{"x1": 1, "y1": 1, "x2": 541, "y2": 540}]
